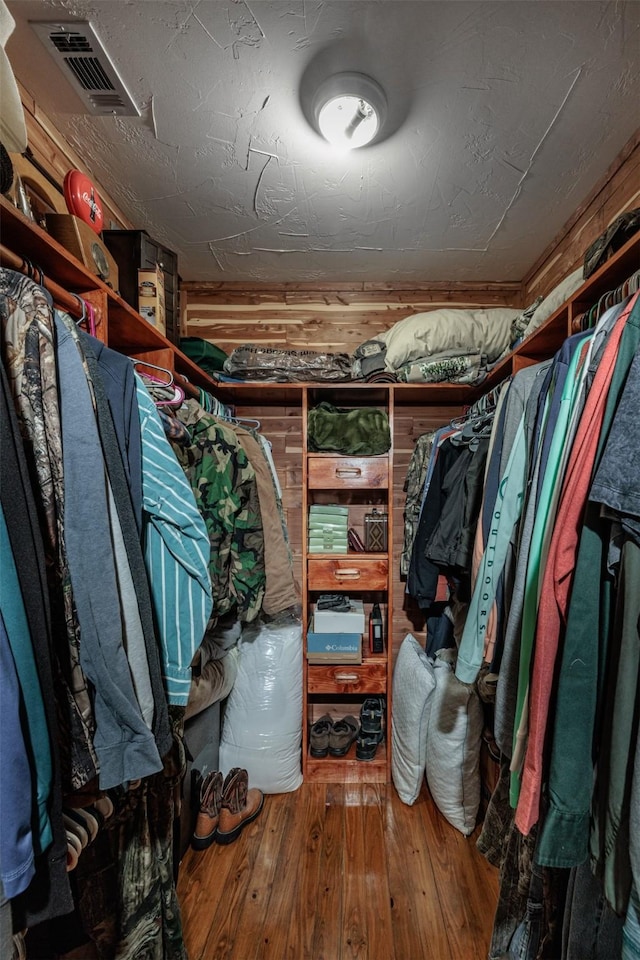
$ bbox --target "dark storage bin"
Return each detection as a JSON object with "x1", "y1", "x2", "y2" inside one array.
[{"x1": 103, "y1": 229, "x2": 180, "y2": 345}]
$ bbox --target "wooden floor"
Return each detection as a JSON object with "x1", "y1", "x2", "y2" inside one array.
[{"x1": 176, "y1": 781, "x2": 499, "y2": 960}]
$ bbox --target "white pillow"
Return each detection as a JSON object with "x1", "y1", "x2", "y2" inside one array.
[
  {"x1": 391, "y1": 634, "x2": 436, "y2": 805},
  {"x1": 376, "y1": 307, "x2": 518, "y2": 370},
  {"x1": 521, "y1": 267, "x2": 584, "y2": 339},
  {"x1": 425, "y1": 648, "x2": 483, "y2": 835}
]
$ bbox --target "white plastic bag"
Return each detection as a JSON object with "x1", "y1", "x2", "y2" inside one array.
[{"x1": 219, "y1": 616, "x2": 303, "y2": 793}]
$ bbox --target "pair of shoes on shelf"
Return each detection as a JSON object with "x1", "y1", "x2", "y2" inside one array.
[
  {"x1": 355, "y1": 697, "x2": 385, "y2": 762},
  {"x1": 191, "y1": 768, "x2": 264, "y2": 850},
  {"x1": 309, "y1": 714, "x2": 360, "y2": 758}
]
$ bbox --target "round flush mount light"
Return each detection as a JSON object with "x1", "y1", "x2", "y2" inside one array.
[{"x1": 312, "y1": 72, "x2": 387, "y2": 150}]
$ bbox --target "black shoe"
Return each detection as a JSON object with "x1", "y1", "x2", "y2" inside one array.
[
  {"x1": 355, "y1": 733, "x2": 379, "y2": 761},
  {"x1": 360, "y1": 697, "x2": 385, "y2": 742}
]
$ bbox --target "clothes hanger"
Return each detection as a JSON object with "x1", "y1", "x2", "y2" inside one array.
[
  {"x1": 130, "y1": 358, "x2": 174, "y2": 386},
  {"x1": 72, "y1": 294, "x2": 97, "y2": 337},
  {"x1": 21, "y1": 256, "x2": 45, "y2": 287},
  {"x1": 221, "y1": 413, "x2": 262, "y2": 430},
  {"x1": 153, "y1": 383, "x2": 186, "y2": 408}
]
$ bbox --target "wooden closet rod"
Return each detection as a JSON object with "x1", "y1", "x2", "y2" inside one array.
[{"x1": 0, "y1": 242, "x2": 83, "y2": 318}]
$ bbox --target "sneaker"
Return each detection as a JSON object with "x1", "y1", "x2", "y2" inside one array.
[
  {"x1": 328, "y1": 715, "x2": 359, "y2": 756},
  {"x1": 355, "y1": 733, "x2": 380, "y2": 761},
  {"x1": 309, "y1": 714, "x2": 333, "y2": 757},
  {"x1": 360, "y1": 697, "x2": 385, "y2": 742}
]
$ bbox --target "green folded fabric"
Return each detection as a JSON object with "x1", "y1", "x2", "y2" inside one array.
[
  {"x1": 307, "y1": 402, "x2": 390, "y2": 456},
  {"x1": 308, "y1": 518, "x2": 349, "y2": 532},
  {"x1": 308, "y1": 543, "x2": 348, "y2": 553},
  {"x1": 179, "y1": 337, "x2": 228, "y2": 374},
  {"x1": 309, "y1": 504, "x2": 349, "y2": 516},
  {"x1": 308, "y1": 535, "x2": 349, "y2": 546}
]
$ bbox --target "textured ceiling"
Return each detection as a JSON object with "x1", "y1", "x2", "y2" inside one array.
[{"x1": 6, "y1": 0, "x2": 640, "y2": 283}]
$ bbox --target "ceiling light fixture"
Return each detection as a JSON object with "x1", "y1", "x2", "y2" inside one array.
[{"x1": 312, "y1": 72, "x2": 386, "y2": 150}]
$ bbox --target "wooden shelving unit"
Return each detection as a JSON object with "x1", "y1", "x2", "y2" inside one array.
[{"x1": 300, "y1": 385, "x2": 394, "y2": 784}]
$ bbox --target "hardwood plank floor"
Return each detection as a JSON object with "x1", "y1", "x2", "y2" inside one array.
[{"x1": 177, "y1": 781, "x2": 499, "y2": 960}]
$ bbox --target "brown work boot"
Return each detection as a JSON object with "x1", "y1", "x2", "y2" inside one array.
[
  {"x1": 216, "y1": 768, "x2": 264, "y2": 845},
  {"x1": 191, "y1": 770, "x2": 223, "y2": 850}
]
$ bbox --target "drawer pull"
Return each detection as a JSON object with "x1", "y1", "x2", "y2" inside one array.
[
  {"x1": 335, "y1": 467, "x2": 361, "y2": 478},
  {"x1": 334, "y1": 673, "x2": 359, "y2": 683},
  {"x1": 333, "y1": 568, "x2": 361, "y2": 580}
]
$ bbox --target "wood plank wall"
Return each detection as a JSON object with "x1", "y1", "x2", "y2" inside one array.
[{"x1": 181, "y1": 282, "x2": 522, "y2": 356}]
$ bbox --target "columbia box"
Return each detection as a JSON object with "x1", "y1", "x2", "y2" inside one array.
[
  {"x1": 307, "y1": 630, "x2": 362, "y2": 654},
  {"x1": 306, "y1": 631, "x2": 362, "y2": 664}
]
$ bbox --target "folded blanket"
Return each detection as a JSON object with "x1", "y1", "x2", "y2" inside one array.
[{"x1": 308, "y1": 401, "x2": 391, "y2": 455}]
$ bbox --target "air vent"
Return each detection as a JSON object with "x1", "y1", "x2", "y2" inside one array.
[{"x1": 30, "y1": 20, "x2": 140, "y2": 117}]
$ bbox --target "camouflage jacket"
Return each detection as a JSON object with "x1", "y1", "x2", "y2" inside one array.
[
  {"x1": 173, "y1": 400, "x2": 265, "y2": 623},
  {"x1": 0, "y1": 268, "x2": 98, "y2": 792},
  {"x1": 400, "y1": 431, "x2": 435, "y2": 578}
]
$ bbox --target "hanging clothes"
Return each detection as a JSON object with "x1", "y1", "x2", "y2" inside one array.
[
  {"x1": 222, "y1": 419, "x2": 298, "y2": 617},
  {"x1": 1, "y1": 265, "x2": 209, "y2": 956},
  {"x1": 55, "y1": 312, "x2": 163, "y2": 789},
  {"x1": 0, "y1": 359, "x2": 72, "y2": 926},
  {"x1": 0, "y1": 269, "x2": 99, "y2": 792},
  {"x1": 134, "y1": 377, "x2": 213, "y2": 706},
  {"x1": 172, "y1": 397, "x2": 266, "y2": 625}
]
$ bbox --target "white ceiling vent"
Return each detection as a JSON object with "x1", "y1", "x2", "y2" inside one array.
[{"x1": 30, "y1": 21, "x2": 140, "y2": 117}]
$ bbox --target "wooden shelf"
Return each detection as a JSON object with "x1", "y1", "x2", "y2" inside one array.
[
  {"x1": 305, "y1": 741, "x2": 388, "y2": 783},
  {"x1": 0, "y1": 195, "x2": 218, "y2": 392},
  {"x1": 482, "y1": 230, "x2": 640, "y2": 392}
]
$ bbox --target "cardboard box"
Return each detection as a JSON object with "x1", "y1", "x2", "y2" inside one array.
[
  {"x1": 313, "y1": 599, "x2": 365, "y2": 634},
  {"x1": 307, "y1": 630, "x2": 362, "y2": 654},
  {"x1": 306, "y1": 629, "x2": 362, "y2": 664},
  {"x1": 137, "y1": 265, "x2": 165, "y2": 335},
  {"x1": 307, "y1": 652, "x2": 362, "y2": 665}
]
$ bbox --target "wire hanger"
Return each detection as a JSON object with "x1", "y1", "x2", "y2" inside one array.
[
  {"x1": 220, "y1": 412, "x2": 262, "y2": 430},
  {"x1": 72, "y1": 294, "x2": 97, "y2": 337},
  {"x1": 130, "y1": 358, "x2": 174, "y2": 386}
]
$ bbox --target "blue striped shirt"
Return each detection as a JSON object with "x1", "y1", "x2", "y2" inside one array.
[{"x1": 135, "y1": 376, "x2": 212, "y2": 705}]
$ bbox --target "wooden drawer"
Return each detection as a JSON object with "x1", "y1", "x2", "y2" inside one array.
[
  {"x1": 307, "y1": 660, "x2": 387, "y2": 694},
  {"x1": 307, "y1": 557, "x2": 388, "y2": 590},
  {"x1": 307, "y1": 456, "x2": 388, "y2": 490}
]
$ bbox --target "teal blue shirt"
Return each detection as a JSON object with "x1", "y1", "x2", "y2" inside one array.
[
  {"x1": 0, "y1": 507, "x2": 52, "y2": 854},
  {"x1": 135, "y1": 377, "x2": 212, "y2": 705}
]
